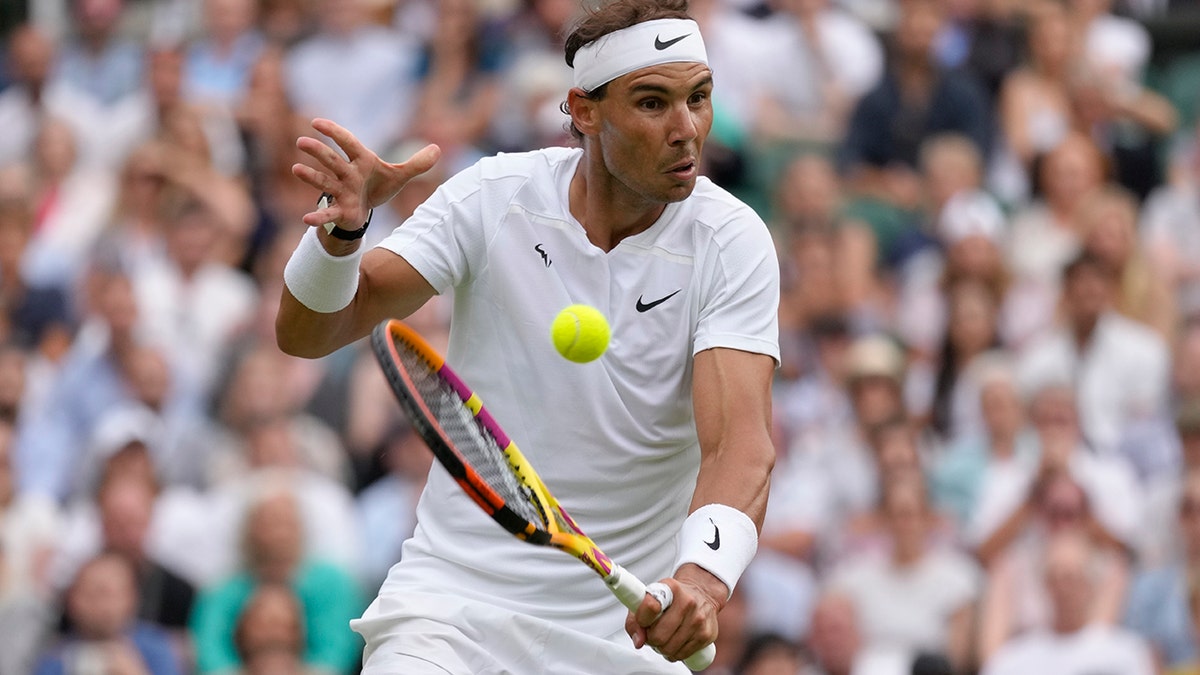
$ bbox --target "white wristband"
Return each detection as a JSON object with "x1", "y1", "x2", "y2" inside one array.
[
  {"x1": 673, "y1": 503, "x2": 758, "y2": 599},
  {"x1": 283, "y1": 226, "x2": 364, "y2": 313}
]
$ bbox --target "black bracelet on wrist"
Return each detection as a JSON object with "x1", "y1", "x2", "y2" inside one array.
[{"x1": 318, "y1": 192, "x2": 373, "y2": 241}]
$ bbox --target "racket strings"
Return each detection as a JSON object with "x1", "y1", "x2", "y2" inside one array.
[{"x1": 396, "y1": 342, "x2": 546, "y2": 527}]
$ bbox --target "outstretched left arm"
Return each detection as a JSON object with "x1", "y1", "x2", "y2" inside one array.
[{"x1": 628, "y1": 346, "x2": 776, "y2": 662}]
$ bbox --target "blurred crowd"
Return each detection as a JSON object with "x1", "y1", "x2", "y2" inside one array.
[{"x1": 0, "y1": 0, "x2": 1198, "y2": 673}]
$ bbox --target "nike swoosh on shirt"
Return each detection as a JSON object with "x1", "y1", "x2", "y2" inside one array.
[{"x1": 635, "y1": 289, "x2": 682, "y2": 312}]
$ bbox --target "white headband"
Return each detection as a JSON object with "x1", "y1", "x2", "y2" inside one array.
[{"x1": 572, "y1": 18, "x2": 709, "y2": 92}]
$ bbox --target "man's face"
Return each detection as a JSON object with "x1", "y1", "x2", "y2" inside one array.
[
  {"x1": 68, "y1": 556, "x2": 138, "y2": 639},
  {"x1": 1064, "y1": 264, "x2": 1113, "y2": 326},
  {"x1": 591, "y1": 62, "x2": 713, "y2": 205}
]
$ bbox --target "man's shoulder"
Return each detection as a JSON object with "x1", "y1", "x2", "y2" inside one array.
[
  {"x1": 463, "y1": 147, "x2": 578, "y2": 195},
  {"x1": 477, "y1": 146, "x2": 581, "y2": 175},
  {"x1": 686, "y1": 178, "x2": 767, "y2": 230},
  {"x1": 1100, "y1": 312, "x2": 1168, "y2": 355}
]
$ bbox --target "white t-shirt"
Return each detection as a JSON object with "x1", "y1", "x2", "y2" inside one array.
[
  {"x1": 982, "y1": 624, "x2": 1154, "y2": 675},
  {"x1": 828, "y1": 549, "x2": 980, "y2": 662},
  {"x1": 373, "y1": 147, "x2": 780, "y2": 637}
]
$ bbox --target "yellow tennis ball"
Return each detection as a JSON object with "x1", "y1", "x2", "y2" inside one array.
[{"x1": 551, "y1": 304, "x2": 610, "y2": 363}]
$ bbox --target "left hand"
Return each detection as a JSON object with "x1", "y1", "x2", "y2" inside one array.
[
  {"x1": 292, "y1": 118, "x2": 441, "y2": 233},
  {"x1": 625, "y1": 564, "x2": 725, "y2": 662}
]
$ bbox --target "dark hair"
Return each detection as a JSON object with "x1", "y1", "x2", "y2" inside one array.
[
  {"x1": 559, "y1": 0, "x2": 692, "y2": 139},
  {"x1": 1060, "y1": 249, "x2": 1117, "y2": 284}
]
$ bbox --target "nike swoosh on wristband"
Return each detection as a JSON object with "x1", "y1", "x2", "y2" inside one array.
[
  {"x1": 654, "y1": 33, "x2": 690, "y2": 50},
  {"x1": 635, "y1": 289, "x2": 681, "y2": 312},
  {"x1": 705, "y1": 519, "x2": 721, "y2": 550}
]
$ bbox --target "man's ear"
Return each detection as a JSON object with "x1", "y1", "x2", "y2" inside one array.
[{"x1": 567, "y1": 88, "x2": 599, "y2": 136}]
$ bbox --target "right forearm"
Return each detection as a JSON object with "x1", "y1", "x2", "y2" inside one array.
[
  {"x1": 277, "y1": 232, "x2": 439, "y2": 358},
  {"x1": 276, "y1": 288, "x2": 361, "y2": 358},
  {"x1": 277, "y1": 226, "x2": 369, "y2": 358}
]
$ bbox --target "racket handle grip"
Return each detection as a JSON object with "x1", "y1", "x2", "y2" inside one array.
[{"x1": 605, "y1": 565, "x2": 717, "y2": 672}]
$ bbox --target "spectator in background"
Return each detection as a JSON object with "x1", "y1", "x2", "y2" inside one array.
[
  {"x1": 130, "y1": 194, "x2": 258, "y2": 399},
  {"x1": 234, "y1": 48, "x2": 318, "y2": 258},
  {"x1": 1069, "y1": 0, "x2": 1151, "y2": 86},
  {"x1": 993, "y1": 0, "x2": 1075, "y2": 204},
  {"x1": 49, "y1": 406, "x2": 213, "y2": 598},
  {"x1": 896, "y1": 184, "x2": 1015, "y2": 361},
  {"x1": 1005, "y1": 133, "x2": 1107, "y2": 345},
  {"x1": 804, "y1": 590, "x2": 910, "y2": 675},
  {"x1": 929, "y1": 357, "x2": 1037, "y2": 531},
  {"x1": 0, "y1": 166, "x2": 76, "y2": 359},
  {"x1": 489, "y1": 0, "x2": 577, "y2": 153},
  {"x1": 90, "y1": 140, "x2": 173, "y2": 275},
  {"x1": 971, "y1": 382, "x2": 1141, "y2": 563},
  {"x1": 15, "y1": 267, "x2": 152, "y2": 499},
  {"x1": 0, "y1": 24, "x2": 105, "y2": 171},
  {"x1": 733, "y1": 633, "x2": 805, "y2": 675},
  {"x1": 749, "y1": 0, "x2": 883, "y2": 150},
  {"x1": 356, "y1": 423, "x2": 431, "y2": 594},
  {"x1": 981, "y1": 531, "x2": 1154, "y2": 675},
  {"x1": 33, "y1": 551, "x2": 184, "y2": 675},
  {"x1": 203, "y1": 344, "x2": 347, "y2": 489},
  {"x1": 1076, "y1": 184, "x2": 1177, "y2": 340},
  {"x1": 936, "y1": 0, "x2": 1025, "y2": 101},
  {"x1": 53, "y1": 0, "x2": 143, "y2": 106},
  {"x1": 183, "y1": 0, "x2": 265, "y2": 110},
  {"x1": 774, "y1": 334, "x2": 910, "y2": 571},
  {"x1": 133, "y1": 44, "x2": 248, "y2": 179},
  {"x1": 826, "y1": 473, "x2": 979, "y2": 673},
  {"x1": 0, "y1": 418, "x2": 57, "y2": 675},
  {"x1": 840, "y1": 0, "x2": 991, "y2": 226},
  {"x1": 231, "y1": 583, "x2": 318, "y2": 675},
  {"x1": 23, "y1": 116, "x2": 118, "y2": 289},
  {"x1": 408, "y1": 0, "x2": 504, "y2": 175},
  {"x1": 1016, "y1": 250, "x2": 1170, "y2": 459},
  {"x1": 91, "y1": 477, "x2": 195, "y2": 634},
  {"x1": 772, "y1": 154, "x2": 883, "y2": 338},
  {"x1": 202, "y1": 411, "x2": 363, "y2": 586},
  {"x1": 1139, "y1": 399, "x2": 1200, "y2": 568},
  {"x1": 284, "y1": 0, "x2": 423, "y2": 154},
  {"x1": 976, "y1": 470, "x2": 1130, "y2": 661},
  {"x1": 1125, "y1": 470, "x2": 1200, "y2": 672},
  {"x1": 1067, "y1": 53, "x2": 1177, "y2": 203},
  {"x1": 1141, "y1": 129, "x2": 1200, "y2": 323},
  {"x1": 911, "y1": 277, "x2": 1005, "y2": 443},
  {"x1": 189, "y1": 484, "x2": 364, "y2": 675}
]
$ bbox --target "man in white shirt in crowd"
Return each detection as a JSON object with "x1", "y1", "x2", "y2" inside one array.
[
  {"x1": 1017, "y1": 250, "x2": 1170, "y2": 459},
  {"x1": 982, "y1": 530, "x2": 1154, "y2": 675}
]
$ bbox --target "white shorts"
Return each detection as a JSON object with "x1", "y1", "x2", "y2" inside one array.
[{"x1": 351, "y1": 590, "x2": 689, "y2": 675}]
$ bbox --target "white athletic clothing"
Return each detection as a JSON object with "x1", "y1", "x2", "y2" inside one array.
[
  {"x1": 359, "y1": 147, "x2": 779, "y2": 665},
  {"x1": 981, "y1": 623, "x2": 1154, "y2": 675},
  {"x1": 356, "y1": 591, "x2": 688, "y2": 674}
]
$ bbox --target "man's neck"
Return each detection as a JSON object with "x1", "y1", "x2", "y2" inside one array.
[
  {"x1": 1072, "y1": 316, "x2": 1100, "y2": 349},
  {"x1": 569, "y1": 157, "x2": 666, "y2": 252},
  {"x1": 990, "y1": 432, "x2": 1017, "y2": 459}
]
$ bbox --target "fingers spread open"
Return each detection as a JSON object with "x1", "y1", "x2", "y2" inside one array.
[
  {"x1": 397, "y1": 143, "x2": 443, "y2": 178},
  {"x1": 312, "y1": 117, "x2": 369, "y2": 161},
  {"x1": 292, "y1": 163, "x2": 334, "y2": 194},
  {"x1": 297, "y1": 136, "x2": 350, "y2": 179}
]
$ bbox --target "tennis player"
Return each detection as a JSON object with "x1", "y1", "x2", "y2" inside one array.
[{"x1": 276, "y1": 0, "x2": 779, "y2": 671}]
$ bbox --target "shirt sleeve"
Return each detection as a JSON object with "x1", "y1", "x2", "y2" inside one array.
[
  {"x1": 692, "y1": 211, "x2": 781, "y2": 364},
  {"x1": 375, "y1": 161, "x2": 488, "y2": 294}
]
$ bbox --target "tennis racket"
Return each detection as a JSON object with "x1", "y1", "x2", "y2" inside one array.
[{"x1": 370, "y1": 318, "x2": 716, "y2": 671}]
